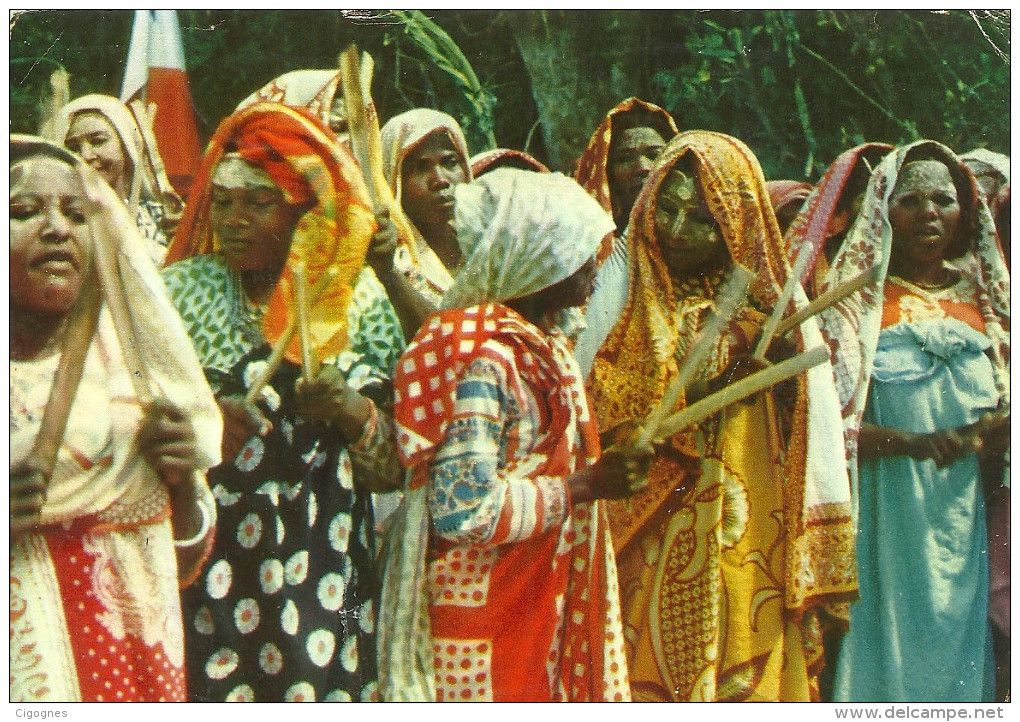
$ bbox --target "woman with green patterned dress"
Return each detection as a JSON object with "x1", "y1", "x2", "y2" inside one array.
[{"x1": 161, "y1": 103, "x2": 405, "y2": 702}]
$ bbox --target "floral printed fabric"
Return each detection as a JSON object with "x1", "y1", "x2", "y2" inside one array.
[
  {"x1": 166, "y1": 257, "x2": 405, "y2": 701},
  {"x1": 182, "y1": 349, "x2": 397, "y2": 702},
  {"x1": 391, "y1": 304, "x2": 630, "y2": 702}
]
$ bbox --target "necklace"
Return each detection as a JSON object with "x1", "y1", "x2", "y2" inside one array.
[{"x1": 906, "y1": 271, "x2": 956, "y2": 291}]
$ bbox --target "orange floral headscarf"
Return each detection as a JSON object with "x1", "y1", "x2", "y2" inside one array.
[
  {"x1": 591, "y1": 130, "x2": 790, "y2": 431},
  {"x1": 165, "y1": 103, "x2": 376, "y2": 364}
]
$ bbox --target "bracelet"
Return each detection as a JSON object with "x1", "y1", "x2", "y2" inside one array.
[
  {"x1": 349, "y1": 398, "x2": 379, "y2": 453},
  {"x1": 174, "y1": 482, "x2": 215, "y2": 549}
]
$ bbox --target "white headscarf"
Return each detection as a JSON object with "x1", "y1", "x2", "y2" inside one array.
[
  {"x1": 236, "y1": 69, "x2": 345, "y2": 131},
  {"x1": 441, "y1": 168, "x2": 615, "y2": 310}
]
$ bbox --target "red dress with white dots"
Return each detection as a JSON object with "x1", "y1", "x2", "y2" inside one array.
[{"x1": 10, "y1": 333, "x2": 189, "y2": 702}]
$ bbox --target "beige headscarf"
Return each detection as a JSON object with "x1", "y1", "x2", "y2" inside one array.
[
  {"x1": 48, "y1": 94, "x2": 183, "y2": 223},
  {"x1": 380, "y1": 108, "x2": 473, "y2": 202}
]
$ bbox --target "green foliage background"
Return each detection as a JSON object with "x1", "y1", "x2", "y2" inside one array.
[{"x1": 9, "y1": 9, "x2": 1009, "y2": 180}]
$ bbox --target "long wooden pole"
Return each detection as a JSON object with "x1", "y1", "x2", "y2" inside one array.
[
  {"x1": 635, "y1": 264, "x2": 755, "y2": 447},
  {"x1": 339, "y1": 45, "x2": 420, "y2": 257},
  {"x1": 293, "y1": 263, "x2": 316, "y2": 384},
  {"x1": 26, "y1": 282, "x2": 103, "y2": 485},
  {"x1": 653, "y1": 345, "x2": 829, "y2": 441},
  {"x1": 773, "y1": 265, "x2": 881, "y2": 338},
  {"x1": 751, "y1": 240, "x2": 813, "y2": 361}
]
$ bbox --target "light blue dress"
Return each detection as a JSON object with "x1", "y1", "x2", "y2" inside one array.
[{"x1": 834, "y1": 308, "x2": 1000, "y2": 702}]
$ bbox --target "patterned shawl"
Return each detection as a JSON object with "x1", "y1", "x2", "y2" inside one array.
[
  {"x1": 470, "y1": 147, "x2": 549, "y2": 176},
  {"x1": 10, "y1": 135, "x2": 221, "y2": 526},
  {"x1": 236, "y1": 69, "x2": 344, "y2": 131},
  {"x1": 590, "y1": 130, "x2": 854, "y2": 614},
  {"x1": 767, "y1": 180, "x2": 812, "y2": 222},
  {"x1": 817, "y1": 140, "x2": 1010, "y2": 465},
  {"x1": 784, "y1": 143, "x2": 894, "y2": 291},
  {"x1": 380, "y1": 168, "x2": 617, "y2": 701},
  {"x1": 164, "y1": 102, "x2": 376, "y2": 365},
  {"x1": 48, "y1": 93, "x2": 184, "y2": 224},
  {"x1": 768, "y1": 179, "x2": 812, "y2": 206}
]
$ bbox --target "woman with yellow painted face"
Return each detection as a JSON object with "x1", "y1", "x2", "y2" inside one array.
[{"x1": 588, "y1": 131, "x2": 855, "y2": 702}]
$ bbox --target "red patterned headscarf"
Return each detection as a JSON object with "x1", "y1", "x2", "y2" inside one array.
[
  {"x1": 165, "y1": 103, "x2": 376, "y2": 364},
  {"x1": 470, "y1": 148, "x2": 549, "y2": 177},
  {"x1": 784, "y1": 143, "x2": 894, "y2": 292}
]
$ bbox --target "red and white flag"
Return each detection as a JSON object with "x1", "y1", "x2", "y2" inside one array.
[{"x1": 120, "y1": 10, "x2": 202, "y2": 197}]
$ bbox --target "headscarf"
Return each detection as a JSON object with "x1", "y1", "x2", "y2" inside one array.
[
  {"x1": 470, "y1": 147, "x2": 549, "y2": 177},
  {"x1": 236, "y1": 69, "x2": 345, "y2": 134},
  {"x1": 10, "y1": 135, "x2": 221, "y2": 525},
  {"x1": 48, "y1": 93, "x2": 184, "y2": 225},
  {"x1": 383, "y1": 168, "x2": 616, "y2": 702},
  {"x1": 590, "y1": 130, "x2": 853, "y2": 614},
  {"x1": 961, "y1": 147, "x2": 1010, "y2": 194},
  {"x1": 380, "y1": 108, "x2": 472, "y2": 205},
  {"x1": 441, "y1": 168, "x2": 614, "y2": 310},
  {"x1": 573, "y1": 96, "x2": 678, "y2": 262},
  {"x1": 165, "y1": 102, "x2": 376, "y2": 365},
  {"x1": 783, "y1": 143, "x2": 894, "y2": 290},
  {"x1": 767, "y1": 180, "x2": 812, "y2": 225},
  {"x1": 817, "y1": 140, "x2": 1010, "y2": 463}
]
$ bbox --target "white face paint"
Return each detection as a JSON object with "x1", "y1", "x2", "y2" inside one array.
[
  {"x1": 212, "y1": 153, "x2": 279, "y2": 191},
  {"x1": 888, "y1": 159, "x2": 962, "y2": 274}
]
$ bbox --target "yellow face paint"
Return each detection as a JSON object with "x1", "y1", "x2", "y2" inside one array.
[{"x1": 654, "y1": 168, "x2": 727, "y2": 277}]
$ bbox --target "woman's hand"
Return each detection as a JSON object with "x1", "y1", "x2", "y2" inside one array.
[
  {"x1": 294, "y1": 365, "x2": 371, "y2": 443},
  {"x1": 906, "y1": 428, "x2": 978, "y2": 469},
  {"x1": 568, "y1": 432, "x2": 656, "y2": 503},
  {"x1": 10, "y1": 460, "x2": 47, "y2": 537},
  {"x1": 367, "y1": 209, "x2": 399, "y2": 277},
  {"x1": 976, "y1": 411, "x2": 1010, "y2": 458},
  {"x1": 862, "y1": 423, "x2": 983, "y2": 469},
  {"x1": 138, "y1": 398, "x2": 199, "y2": 486},
  {"x1": 217, "y1": 395, "x2": 272, "y2": 465}
]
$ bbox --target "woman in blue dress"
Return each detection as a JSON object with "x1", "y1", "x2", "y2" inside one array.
[{"x1": 819, "y1": 141, "x2": 1010, "y2": 702}]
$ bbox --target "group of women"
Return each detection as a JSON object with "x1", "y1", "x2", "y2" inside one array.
[{"x1": 9, "y1": 67, "x2": 1010, "y2": 705}]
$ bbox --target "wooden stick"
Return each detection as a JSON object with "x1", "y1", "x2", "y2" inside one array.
[
  {"x1": 752, "y1": 240, "x2": 813, "y2": 361},
  {"x1": 339, "y1": 45, "x2": 420, "y2": 257},
  {"x1": 244, "y1": 267, "x2": 338, "y2": 405},
  {"x1": 26, "y1": 282, "x2": 103, "y2": 485},
  {"x1": 774, "y1": 265, "x2": 881, "y2": 338},
  {"x1": 635, "y1": 264, "x2": 755, "y2": 447},
  {"x1": 293, "y1": 263, "x2": 316, "y2": 384},
  {"x1": 653, "y1": 345, "x2": 830, "y2": 441}
]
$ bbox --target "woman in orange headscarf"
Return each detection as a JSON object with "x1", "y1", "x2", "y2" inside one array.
[
  {"x1": 162, "y1": 103, "x2": 406, "y2": 701},
  {"x1": 589, "y1": 130, "x2": 855, "y2": 702}
]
